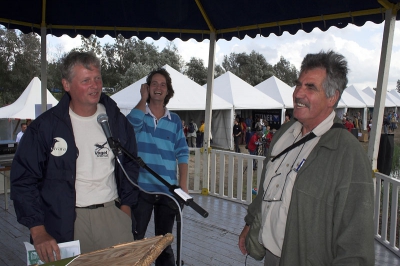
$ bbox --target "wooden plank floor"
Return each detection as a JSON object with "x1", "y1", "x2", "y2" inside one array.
[{"x1": 1, "y1": 193, "x2": 400, "y2": 265}]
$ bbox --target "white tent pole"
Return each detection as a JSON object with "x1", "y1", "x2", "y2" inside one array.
[
  {"x1": 363, "y1": 107, "x2": 368, "y2": 131},
  {"x1": 41, "y1": 26, "x2": 47, "y2": 113},
  {"x1": 367, "y1": 8, "x2": 397, "y2": 171},
  {"x1": 202, "y1": 32, "x2": 216, "y2": 195}
]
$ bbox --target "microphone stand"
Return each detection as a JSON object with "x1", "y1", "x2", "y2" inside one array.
[{"x1": 110, "y1": 137, "x2": 208, "y2": 266}]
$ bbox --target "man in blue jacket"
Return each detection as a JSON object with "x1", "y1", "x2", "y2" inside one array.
[{"x1": 11, "y1": 51, "x2": 139, "y2": 263}]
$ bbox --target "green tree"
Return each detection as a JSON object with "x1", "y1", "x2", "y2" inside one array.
[
  {"x1": 0, "y1": 27, "x2": 41, "y2": 106},
  {"x1": 184, "y1": 57, "x2": 207, "y2": 85},
  {"x1": 396, "y1": 79, "x2": 400, "y2": 93},
  {"x1": 222, "y1": 51, "x2": 273, "y2": 86},
  {"x1": 214, "y1": 64, "x2": 225, "y2": 79},
  {"x1": 158, "y1": 42, "x2": 184, "y2": 71},
  {"x1": 272, "y1": 56, "x2": 298, "y2": 86}
]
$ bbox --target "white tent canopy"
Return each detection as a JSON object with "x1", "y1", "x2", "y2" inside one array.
[
  {"x1": 111, "y1": 65, "x2": 234, "y2": 149},
  {"x1": 363, "y1": 86, "x2": 396, "y2": 108},
  {"x1": 0, "y1": 77, "x2": 59, "y2": 140},
  {"x1": 0, "y1": 77, "x2": 59, "y2": 119},
  {"x1": 346, "y1": 85, "x2": 375, "y2": 107},
  {"x1": 340, "y1": 90, "x2": 367, "y2": 109},
  {"x1": 388, "y1": 90, "x2": 400, "y2": 101},
  {"x1": 255, "y1": 76, "x2": 294, "y2": 109},
  {"x1": 209, "y1": 71, "x2": 283, "y2": 110}
]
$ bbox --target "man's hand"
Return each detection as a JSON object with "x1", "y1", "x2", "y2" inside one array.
[
  {"x1": 140, "y1": 83, "x2": 149, "y2": 102},
  {"x1": 238, "y1": 224, "x2": 250, "y2": 255},
  {"x1": 30, "y1": 225, "x2": 61, "y2": 263},
  {"x1": 120, "y1": 204, "x2": 132, "y2": 217}
]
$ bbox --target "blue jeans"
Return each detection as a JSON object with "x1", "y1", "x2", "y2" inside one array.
[{"x1": 132, "y1": 192, "x2": 179, "y2": 266}]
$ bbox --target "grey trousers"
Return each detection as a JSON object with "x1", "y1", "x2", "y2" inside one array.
[
  {"x1": 74, "y1": 200, "x2": 133, "y2": 254},
  {"x1": 264, "y1": 248, "x2": 280, "y2": 266}
]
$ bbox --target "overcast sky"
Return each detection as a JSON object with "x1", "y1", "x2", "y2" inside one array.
[{"x1": 47, "y1": 21, "x2": 400, "y2": 91}]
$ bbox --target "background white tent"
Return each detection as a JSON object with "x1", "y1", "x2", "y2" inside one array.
[
  {"x1": 346, "y1": 85, "x2": 375, "y2": 107},
  {"x1": 255, "y1": 75, "x2": 293, "y2": 123},
  {"x1": 205, "y1": 71, "x2": 284, "y2": 131},
  {"x1": 0, "y1": 77, "x2": 59, "y2": 140},
  {"x1": 344, "y1": 85, "x2": 373, "y2": 130},
  {"x1": 363, "y1": 86, "x2": 396, "y2": 114},
  {"x1": 388, "y1": 90, "x2": 400, "y2": 101},
  {"x1": 111, "y1": 65, "x2": 234, "y2": 149},
  {"x1": 255, "y1": 76, "x2": 293, "y2": 108}
]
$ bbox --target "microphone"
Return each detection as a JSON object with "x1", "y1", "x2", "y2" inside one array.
[{"x1": 97, "y1": 113, "x2": 116, "y2": 151}]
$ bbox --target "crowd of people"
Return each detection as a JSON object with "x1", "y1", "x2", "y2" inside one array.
[{"x1": 10, "y1": 50, "x2": 375, "y2": 266}]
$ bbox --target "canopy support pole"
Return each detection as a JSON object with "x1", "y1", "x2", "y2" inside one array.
[
  {"x1": 202, "y1": 32, "x2": 216, "y2": 195},
  {"x1": 367, "y1": 8, "x2": 397, "y2": 171},
  {"x1": 40, "y1": 26, "x2": 47, "y2": 114}
]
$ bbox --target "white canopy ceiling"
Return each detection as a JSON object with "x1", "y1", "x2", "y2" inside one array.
[{"x1": 0, "y1": 77, "x2": 59, "y2": 119}]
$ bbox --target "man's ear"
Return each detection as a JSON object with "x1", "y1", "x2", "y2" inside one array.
[
  {"x1": 328, "y1": 90, "x2": 340, "y2": 107},
  {"x1": 62, "y1": 79, "x2": 70, "y2": 92}
]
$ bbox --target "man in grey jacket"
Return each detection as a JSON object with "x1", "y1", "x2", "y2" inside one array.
[{"x1": 238, "y1": 51, "x2": 374, "y2": 266}]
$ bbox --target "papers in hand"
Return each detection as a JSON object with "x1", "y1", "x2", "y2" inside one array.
[{"x1": 24, "y1": 240, "x2": 80, "y2": 266}]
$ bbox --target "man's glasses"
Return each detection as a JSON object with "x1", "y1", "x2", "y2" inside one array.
[{"x1": 262, "y1": 170, "x2": 291, "y2": 202}]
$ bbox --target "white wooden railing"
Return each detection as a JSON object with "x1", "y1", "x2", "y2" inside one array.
[
  {"x1": 186, "y1": 147, "x2": 265, "y2": 204},
  {"x1": 374, "y1": 172, "x2": 400, "y2": 257},
  {"x1": 186, "y1": 148, "x2": 400, "y2": 258}
]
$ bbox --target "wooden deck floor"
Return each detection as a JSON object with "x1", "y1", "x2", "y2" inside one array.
[{"x1": 1, "y1": 193, "x2": 400, "y2": 265}]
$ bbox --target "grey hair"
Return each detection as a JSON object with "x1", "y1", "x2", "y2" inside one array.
[
  {"x1": 300, "y1": 50, "x2": 348, "y2": 107},
  {"x1": 61, "y1": 51, "x2": 101, "y2": 82}
]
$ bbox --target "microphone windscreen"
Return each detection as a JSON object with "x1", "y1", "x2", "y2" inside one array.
[{"x1": 97, "y1": 113, "x2": 108, "y2": 123}]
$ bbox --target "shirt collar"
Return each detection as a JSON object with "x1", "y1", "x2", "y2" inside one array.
[
  {"x1": 291, "y1": 111, "x2": 335, "y2": 138},
  {"x1": 145, "y1": 105, "x2": 171, "y2": 120}
]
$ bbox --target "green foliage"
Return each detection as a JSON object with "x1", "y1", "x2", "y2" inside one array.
[
  {"x1": 0, "y1": 27, "x2": 41, "y2": 106},
  {"x1": 391, "y1": 144, "x2": 400, "y2": 178},
  {"x1": 273, "y1": 56, "x2": 299, "y2": 86},
  {"x1": 184, "y1": 57, "x2": 207, "y2": 85},
  {"x1": 222, "y1": 51, "x2": 275, "y2": 86},
  {"x1": 0, "y1": 27, "x2": 299, "y2": 106},
  {"x1": 396, "y1": 79, "x2": 400, "y2": 93}
]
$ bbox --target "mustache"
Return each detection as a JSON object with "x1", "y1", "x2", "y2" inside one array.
[{"x1": 294, "y1": 98, "x2": 309, "y2": 108}]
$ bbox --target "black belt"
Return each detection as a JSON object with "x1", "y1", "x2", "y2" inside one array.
[{"x1": 77, "y1": 204, "x2": 105, "y2": 209}]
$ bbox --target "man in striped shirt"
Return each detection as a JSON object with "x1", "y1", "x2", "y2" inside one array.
[{"x1": 127, "y1": 68, "x2": 189, "y2": 266}]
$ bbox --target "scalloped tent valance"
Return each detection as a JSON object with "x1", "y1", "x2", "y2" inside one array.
[{"x1": 1, "y1": 0, "x2": 399, "y2": 41}]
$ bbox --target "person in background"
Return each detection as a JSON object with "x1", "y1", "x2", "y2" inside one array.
[
  {"x1": 240, "y1": 118, "x2": 247, "y2": 144},
  {"x1": 15, "y1": 123, "x2": 27, "y2": 143},
  {"x1": 283, "y1": 115, "x2": 290, "y2": 124},
  {"x1": 186, "y1": 118, "x2": 198, "y2": 148},
  {"x1": 11, "y1": 51, "x2": 139, "y2": 263},
  {"x1": 264, "y1": 128, "x2": 276, "y2": 157},
  {"x1": 383, "y1": 114, "x2": 390, "y2": 134},
  {"x1": 245, "y1": 116, "x2": 253, "y2": 132},
  {"x1": 198, "y1": 120, "x2": 205, "y2": 147},
  {"x1": 127, "y1": 67, "x2": 189, "y2": 266},
  {"x1": 233, "y1": 118, "x2": 242, "y2": 153},
  {"x1": 238, "y1": 50, "x2": 374, "y2": 265},
  {"x1": 182, "y1": 120, "x2": 188, "y2": 144},
  {"x1": 247, "y1": 131, "x2": 263, "y2": 170},
  {"x1": 342, "y1": 117, "x2": 354, "y2": 132}
]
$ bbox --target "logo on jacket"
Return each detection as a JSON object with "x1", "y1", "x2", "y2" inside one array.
[
  {"x1": 94, "y1": 141, "x2": 110, "y2": 158},
  {"x1": 51, "y1": 137, "x2": 68, "y2": 157}
]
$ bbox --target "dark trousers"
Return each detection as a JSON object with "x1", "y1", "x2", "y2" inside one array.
[
  {"x1": 133, "y1": 192, "x2": 178, "y2": 266},
  {"x1": 234, "y1": 136, "x2": 241, "y2": 153}
]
